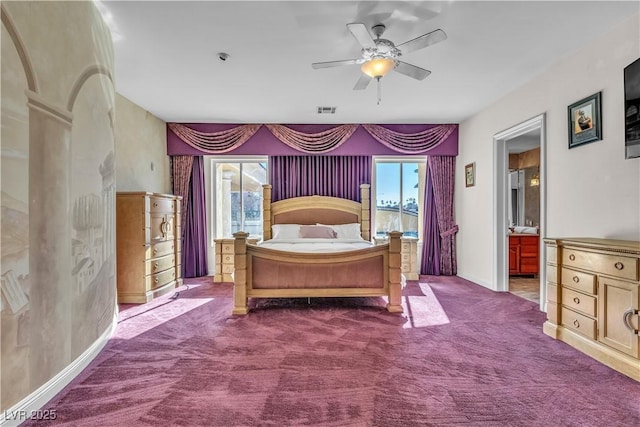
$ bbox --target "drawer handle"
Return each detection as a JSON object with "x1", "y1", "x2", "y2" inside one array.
[
  {"x1": 573, "y1": 319, "x2": 580, "y2": 328},
  {"x1": 154, "y1": 262, "x2": 159, "y2": 270},
  {"x1": 614, "y1": 262, "x2": 624, "y2": 271},
  {"x1": 569, "y1": 254, "x2": 575, "y2": 261},
  {"x1": 153, "y1": 249, "x2": 158, "y2": 255},
  {"x1": 572, "y1": 276, "x2": 580, "y2": 283},
  {"x1": 154, "y1": 278, "x2": 159, "y2": 284},
  {"x1": 573, "y1": 297, "x2": 580, "y2": 304},
  {"x1": 622, "y1": 309, "x2": 639, "y2": 335}
]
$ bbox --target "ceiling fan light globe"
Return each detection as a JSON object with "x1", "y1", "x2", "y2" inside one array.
[{"x1": 361, "y1": 57, "x2": 395, "y2": 78}]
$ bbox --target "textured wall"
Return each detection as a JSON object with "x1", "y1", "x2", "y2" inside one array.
[
  {"x1": 115, "y1": 94, "x2": 170, "y2": 193},
  {"x1": 1, "y1": 1, "x2": 116, "y2": 411}
]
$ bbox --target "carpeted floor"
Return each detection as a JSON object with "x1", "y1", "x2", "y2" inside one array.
[{"x1": 23, "y1": 276, "x2": 640, "y2": 427}]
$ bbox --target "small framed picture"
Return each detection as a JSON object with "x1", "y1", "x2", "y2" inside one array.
[
  {"x1": 465, "y1": 162, "x2": 475, "y2": 187},
  {"x1": 568, "y1": 92, "x2": 602, "y2": 149}
]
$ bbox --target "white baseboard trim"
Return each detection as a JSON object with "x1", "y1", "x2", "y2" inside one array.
[
  {"x1": 1, "y1": 309, "x2": 118, "y2": 427},
  {"x1": 456, "y1": 272, "x2": 497, "y2": 291}
]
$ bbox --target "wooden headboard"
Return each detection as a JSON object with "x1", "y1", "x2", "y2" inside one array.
[{"x1": 261, "y1": 184, "x2": 371, "y2": 241}]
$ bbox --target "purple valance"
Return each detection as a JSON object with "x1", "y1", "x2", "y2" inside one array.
[
  {"x1": 168, "y1": 123, "x2": 260, "y2": 153},
  {"x1": 265, "y1": 124, "x2": 358, "y2": 153},
  {"x1": 362, "y1": 124, "x2": 456, "y2": 154},
  {"x1": 168, "y1": 123, "x2": 458, "y2": 156}
]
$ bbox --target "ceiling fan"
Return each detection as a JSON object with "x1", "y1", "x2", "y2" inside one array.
[{"x1": 311, "y1": 23, "x2": 447, "y2": 103}]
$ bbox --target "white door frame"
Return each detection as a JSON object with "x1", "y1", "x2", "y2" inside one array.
[{"x1": 493, "y1": 114, "x2": 547, "y2": 311}]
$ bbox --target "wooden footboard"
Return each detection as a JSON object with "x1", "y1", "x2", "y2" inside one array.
[{"x1": 232, "y1": 231, "x2": 403, "y2": 315}]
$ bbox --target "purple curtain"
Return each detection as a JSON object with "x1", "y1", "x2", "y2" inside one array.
[
  {"x1": 269, "y1": 156, "x2": 371, "y2": 202},
  {"x1": 183, "y1": 157, "x2": 208, "y2": 278},
  {"x1": 421, "y1": 165, "x2": 441, "y2": 275},
  {"x1": 428, "y1": 156, "x2": 458, "y2": 275},
  {"x1": 171, "y1": 155, "x2": 194, "y2": 227}
]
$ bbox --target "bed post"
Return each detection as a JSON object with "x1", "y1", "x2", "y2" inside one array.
[
  {"x1": 263, "y1": 184, "x2": 272, "y2": 241},
  {"x1": 232, "y1": 231, "x2": 249, "y2": 315},
  {"x1": 386, "y1": 231, "x2": 403, "y2": 313},
  {"x1": 360, "y1": 184, "x2": 371, "y2": 241}
]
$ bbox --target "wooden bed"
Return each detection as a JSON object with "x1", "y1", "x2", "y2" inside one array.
[{"x1": 232, "y1": 184, "x2": 403, "y2": 315}]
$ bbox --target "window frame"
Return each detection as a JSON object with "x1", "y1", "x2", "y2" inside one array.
[
  {"x1": 209, "y1": 156, "x2": 269, "y2": 242},
  {"x1": 372, "y1": 156, "x2": 427, "y2": 240}
]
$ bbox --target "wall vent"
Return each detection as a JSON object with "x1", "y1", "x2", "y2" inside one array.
[{"x1": 317, "y1": 106, "x2": 337, "y2": 114}]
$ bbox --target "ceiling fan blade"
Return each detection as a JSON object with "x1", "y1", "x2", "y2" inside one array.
[
  {"x1": 394, "y1": 61, "x2": 431, "y2": 80},
  {"x1": 311, "y1": 59, "x2": 363, "y2": 69},
  {"x1": 396, "y1": 29, "x2": 447, "y2": 54},
  {"x1": 346, "y1": 23, "x2": 376, "y2": 49},
  {"x1": 353, "y1": 73, "x2": 372, "y2": 90}
]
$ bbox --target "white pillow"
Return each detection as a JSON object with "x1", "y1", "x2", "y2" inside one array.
[
  {"x1": 317, "y1": 223, "x2": 363, "y2": 240},
  {"x1": 271, "y1": 224, "x2": 301, "y2": 240}
]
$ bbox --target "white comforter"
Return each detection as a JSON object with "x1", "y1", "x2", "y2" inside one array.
[{"x1": 258, "y1": 238, "x2": 374, "y2": 253}]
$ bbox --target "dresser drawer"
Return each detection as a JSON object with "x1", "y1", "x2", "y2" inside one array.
[
  {"x1": 221, "y1": 242, "x2": 234, "y2": 254},
  {"x1": 563, "y1": 249, "x2": 638, "y2": 281},
  {"x1": 561, "y1": 268, "x2": 596, "y2": 295},
  {"x1": 149, "y1": 196, "x2": 175, "y2": 214},
  {"x1": 146, "y1": 240, "x2": 176, "y2": 260},
  {"x1": 562, "y1": 288, "x2": 596, "y2": 318},
  {"x1": 149, "y1": 213, "x2": 175, "y2": 243},
  {"x1": 401, "y1": 242, "x2": 412, "y2": 252},
  {"x1": 547, "y1": 301, "x2": 559, "y2": 324},
  {"x1": 547, "y1": 283, "x2": 558, "y2": 303},
  {"x1": 562, "y1": 307, "x2": 596, "y2": 340},
  {"x1": 146, "y1": 267, "x2": 176, "y2": 291},
  {"x1": 546, "y1": 245, "x2": 557, "y2": 264},
  {"x1": 145, "y1": 253, "x2": 175, "y2": 276},
  {"x1": 546, "y1": 264, "x2": 558, "y2": 284}
]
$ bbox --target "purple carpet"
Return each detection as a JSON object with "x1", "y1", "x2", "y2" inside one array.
[{"x1": 23, "y1": 276, "x2": 640, "y2": 426}]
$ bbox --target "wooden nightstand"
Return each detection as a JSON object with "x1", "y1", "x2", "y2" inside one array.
[
  {"x1": 373, "y1": 235, "x2": 419, "y2": 281},
  {"x1": 214, "y1": 237, "x2": 259, "y2": 283}
]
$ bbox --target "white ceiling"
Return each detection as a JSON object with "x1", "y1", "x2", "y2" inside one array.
[{"x1": 99, "y1": 1, "x2": 639, "y2": 124}]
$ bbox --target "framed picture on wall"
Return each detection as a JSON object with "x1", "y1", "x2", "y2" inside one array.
[
  {"x1": 624, "y1": 57, "x2": 640, "y2": 159},
  {"x1": 567, "y1": 92, "x2": 602, "y2": 149},
  {"x1": 465, "y1": 162, "x2": 475, "y2": 187}
]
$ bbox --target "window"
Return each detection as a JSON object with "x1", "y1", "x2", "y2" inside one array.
[
  {"x1": 210, "y1": 157, "x2": 268, "y2": 240},
  {"x1": 373, "y1": 157, "x2": 426, "y2": 239}
]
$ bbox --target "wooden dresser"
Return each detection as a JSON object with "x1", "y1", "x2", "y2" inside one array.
[
  {"x1": 543, "y1": 238, "x2": 640, "y2": 381},
  {"x1": 509, "y1": 234, "x2": 539, "y2": 276},
  {"x1": 116, "y1": 192, "x2": 182, "y2": 303}
]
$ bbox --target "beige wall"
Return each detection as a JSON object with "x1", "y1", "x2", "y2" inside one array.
[
  {"x1": 456, "y1": 13, "x2": 640, "y2": 288},
  {"x1": 115, "y1": 94, "x2": 170, "y2": 193},
  {"x1": 1, "y1": 1, "x2": 116, "y2": 411}
]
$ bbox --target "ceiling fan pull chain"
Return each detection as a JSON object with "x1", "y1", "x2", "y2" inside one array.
[{"x1": 377, "y1": 77, "x2": 382, "y2": 105}]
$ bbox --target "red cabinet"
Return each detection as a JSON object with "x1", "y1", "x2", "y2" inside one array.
[{"x1": 509, "y1": 234, "x2": 539, "y2": 276}]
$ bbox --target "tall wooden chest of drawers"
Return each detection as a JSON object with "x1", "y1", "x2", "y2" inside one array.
[
  {"x1": 543, "y1": 238, "x2": 640, "y2": 381},
  {"x1": 116, "y1": 192, "x2": 182, "y2": 303}
]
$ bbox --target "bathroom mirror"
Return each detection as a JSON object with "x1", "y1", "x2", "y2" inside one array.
[{"x1": 508, "y1": 166, "x2": 540, "y2": 228}]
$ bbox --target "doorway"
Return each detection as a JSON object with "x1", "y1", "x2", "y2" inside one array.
[{"x1": 493, "y1": 114, "x2": 547, "y2": 311}]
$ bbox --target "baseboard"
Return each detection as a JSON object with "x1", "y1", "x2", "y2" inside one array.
[
  {"x1": 0, "y1": 308, "x2": 118, "y2": 427},
  {"x1": 455, "y1": 272, "x2": 495, "y2": 291}
]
